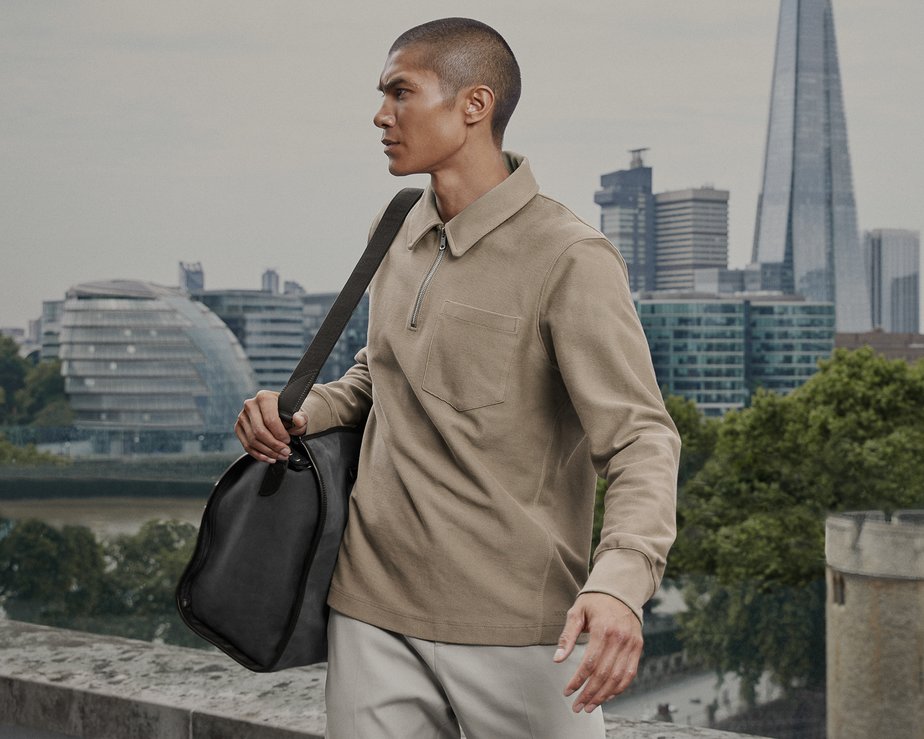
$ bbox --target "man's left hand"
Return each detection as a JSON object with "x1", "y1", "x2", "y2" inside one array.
[{"x1": 554, "y1": 592, "x2": 643, "y2": 713}]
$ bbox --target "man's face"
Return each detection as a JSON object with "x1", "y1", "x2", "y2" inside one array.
[{"x1": 374, "y1": 47, "x2": 468, "y2": 177}]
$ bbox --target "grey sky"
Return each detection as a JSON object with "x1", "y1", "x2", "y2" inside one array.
[{"x1": 2, "y1": 1, "x2": 922, "y2": 330}]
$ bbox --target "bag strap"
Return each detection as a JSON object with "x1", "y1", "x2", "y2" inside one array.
[{"x1": 277, "y1": 187, "x2": 424, "y2": 425}]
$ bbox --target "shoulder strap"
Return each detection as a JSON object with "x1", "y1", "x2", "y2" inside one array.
[{"x1": 277, "y1": 187, "x2": 424, "y2": 425}]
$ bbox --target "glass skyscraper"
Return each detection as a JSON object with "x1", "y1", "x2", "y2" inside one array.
[
  {"x1": 637, "y1": 295, "x2": 835, "y2": 416},
  {"x1": 865, "y1": 229, "x2": 920, "y2": 333},
  {"x1": 752, "y1": 0, "x2": 871, "y2": 332},
  {"x1": 594, "y1": 149, "x2": 656, "y2": 292}
]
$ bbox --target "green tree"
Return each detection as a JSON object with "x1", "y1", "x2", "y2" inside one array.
[
  {"x1": 0, "y1": 434, "x2": 68, "y2": 466},
  {"x1": 14, "y1": 360, "x2": 73, "y2": 426},
  {"x1": 104, "y1": 519, "x2": 200, "y2": 644},
  {"x1": 0, "y1": 519, "x2": 107, "y2": 623},
  {"x1": 670, "y1": 348, "x2": 924, "y2": 699},
  {"x1": 0, "y1": 336, "x2": 29, "y2": 423}
]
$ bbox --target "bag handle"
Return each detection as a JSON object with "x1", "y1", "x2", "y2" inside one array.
[{"x1": 277, "y1": 187, "x2": 424, "y2": 425}]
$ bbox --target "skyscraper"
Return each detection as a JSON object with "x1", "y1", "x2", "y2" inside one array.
[
  {"x1": 751, "y1": 0, "x2": 871, "y2": 331},
  {"x1": 865, "y1": 229, "x2": 920, "y2": 333},
  {"x1": 594, "y1": 149, "x2": 655, "y2": 292},
  {"x1": 654, "y1": 187, "x2": 729, "y2": 291}
]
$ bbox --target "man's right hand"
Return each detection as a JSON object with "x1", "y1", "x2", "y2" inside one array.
[{"x1": 234, "y1": 389, "x2": 308, "y2": 463}]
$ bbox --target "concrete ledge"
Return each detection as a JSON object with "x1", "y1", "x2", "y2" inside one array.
[
  {"x1": 0, "y1": 619, "x2": 757, "y2": 738},
  {"x1": 826, "y1": 509, "x2": 924, "y2": 579}
]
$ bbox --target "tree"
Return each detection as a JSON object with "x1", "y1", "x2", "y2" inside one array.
[
  {"x1": 14, "y1": 360, "x2": 73, "y2": 426},
  {"x1": 0, "y1": 434, "x2": 68, "y2": 466},
  {"x1": 669, "y1": 348, "x2": 924, "y2": 698},
  {"x1": 0, "y1": 336, "x2": 29, "y2": 424}
]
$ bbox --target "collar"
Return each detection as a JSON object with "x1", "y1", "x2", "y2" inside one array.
[{"x1": 404, "y1": 151, "x2": 540, "y2": 257}]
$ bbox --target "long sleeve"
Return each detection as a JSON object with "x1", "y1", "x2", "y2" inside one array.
[
  {"x1": 300, "y1": 346, "x2": 373, "y2": 435},
  {"x1": 539, "y1": 238, "x2": 681, "y2": 624}
]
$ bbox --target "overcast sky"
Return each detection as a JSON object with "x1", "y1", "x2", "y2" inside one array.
[{"x1": 2, "y1": 1, "x2": 922, "y2": 330}]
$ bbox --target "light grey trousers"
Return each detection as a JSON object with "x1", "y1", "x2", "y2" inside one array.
[{"x1": 324, "y1": 609, "x2": 606, "y2": 739}]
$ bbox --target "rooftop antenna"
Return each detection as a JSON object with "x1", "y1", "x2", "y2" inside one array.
[{"x1": 629, "y1": 147, "x2": 649, "y2": 168}]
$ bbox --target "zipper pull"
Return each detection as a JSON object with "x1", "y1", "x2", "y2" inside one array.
[{"x1": 438, "y1": 226, "x2": 447, "y2": 251}]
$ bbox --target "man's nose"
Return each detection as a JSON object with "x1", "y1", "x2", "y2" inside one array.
[{"x1": 374, "y1": 102, "x2": 394, "y2": 129}]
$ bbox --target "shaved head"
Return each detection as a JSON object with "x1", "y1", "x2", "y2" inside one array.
[{"x1": 389, "y1": 18, "x2": 521, "y2": 146}]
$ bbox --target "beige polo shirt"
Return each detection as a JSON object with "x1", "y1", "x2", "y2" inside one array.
[{"x1": 302, "y1": 152, "x2": 680, "y2": 645}]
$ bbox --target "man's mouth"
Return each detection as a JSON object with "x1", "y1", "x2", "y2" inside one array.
[{"x1": 382, "y1": 139, "x2": 398, "y2": 150}]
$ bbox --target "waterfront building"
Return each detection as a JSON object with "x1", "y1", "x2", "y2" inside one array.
[
  {"x1": 301, "y1": 292, "x2": 370, "y2": 383},
  {"x1": 193, "y1": 289, "x2": 304, "y2": 391},
  {"x1": 594, "y1": 149, "x2": 656, "y2": 292},
  {"x1": 654, "y1": 187, "x2": 729, "y2": 291},
  {"x1": 751, "y1": 0, "x2": 870, "y2": 331},
  {"x1": 637, "y1": 293, "x2": 835, "y2": 416},
  {"x1": 865, "y1": 229, "x2": 920, "y2": 333},
  {"x1": 261, "y1": 269, "x2": 280, "y2": 295},
  {"x1": 39, "y1": 300, "x2": 64, "y2": 361},
  {"x1": 58, "y1": 280, "x2": 255, "y2": 447}
]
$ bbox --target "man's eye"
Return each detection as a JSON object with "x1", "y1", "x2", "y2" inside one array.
[{"x1": 395, "y1": 88, "x2": 408, "y2": 99}]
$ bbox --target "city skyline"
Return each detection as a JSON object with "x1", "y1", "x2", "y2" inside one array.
[{"x1": 3, "y1": 1, "x2": 922, "y2": 330}]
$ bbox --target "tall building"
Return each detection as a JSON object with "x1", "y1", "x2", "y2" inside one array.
[
  {"x1": 751, "y1": 0, "x2": 871, "y2": 332},
  {"x1": 637, "y1": 294, "x2": 835, "y2": 416},
  {"x1": 301, "y1": 293, "x2": 370, "y2": 383},
  {"x1": 193, "y1": 290, "x2": 304, "y2": 391},
  {"x1": 654, "y1": 187, "x2": 729, "y2": 291},
  {"x1": 58, "y1": 280, "x2": 255, "y2": 445},
  {"x1": 39, "y1": 300, "x2": 64, "y2": 361},
  {"x1": 178, "y1": 262, "x2": 204, "y2": 292},
  {"x1": 594, "y1": 149, "x2": 656, "y2": 292},
  {"x1": 262, "y1": 269, "x2": 280, "y2": 295},
  {"x1": 865, "y1": 229, "x2": 920, "y2": 333}
]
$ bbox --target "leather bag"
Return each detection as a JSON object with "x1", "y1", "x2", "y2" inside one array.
[{"x1": 175, "y1": 188, "x2": 423, "y2": 672}]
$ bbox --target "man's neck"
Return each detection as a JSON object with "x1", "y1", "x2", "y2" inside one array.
[{"x1": 430, "y1": 148, "x2": 510, "y2": 222}]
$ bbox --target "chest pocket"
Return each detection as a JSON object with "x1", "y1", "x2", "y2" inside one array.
[{"x1": 422, "y1": 300, "x2": 520, "y2": 412}]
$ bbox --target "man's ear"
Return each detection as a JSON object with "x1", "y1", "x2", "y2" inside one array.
[{"x1": 463, "y1": 85, "x2": 495, "y2": 125}]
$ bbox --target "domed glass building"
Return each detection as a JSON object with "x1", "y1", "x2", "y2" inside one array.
[{"x1": 59, "y1": 280, "x2": 257, "y2": 442}]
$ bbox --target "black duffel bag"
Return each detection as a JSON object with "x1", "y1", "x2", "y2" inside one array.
[{"x1": 175, "y1": 188, "x2": 422, "y2": 671}]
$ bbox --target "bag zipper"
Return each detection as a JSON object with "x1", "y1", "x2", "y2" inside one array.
[{"x1": 409, "y1": 226, "x2": 447, "y2": 329}]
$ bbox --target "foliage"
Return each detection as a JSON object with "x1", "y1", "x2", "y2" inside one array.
[
  {"x1": 14, "y1": 360, "x2": 73, "y2": 427},
  {"x1": 662, "y1": 394, "x2": 719, "y2": 490},
  {"x1": 0, "y1": 336, "x2": 29, "y2": 424},
  {"x1": 0, "y1": 433, "x2": 68, "y2": 466},
  {"x1": 670, "y1": 348, "x2": 924, "y2": 698},
  {"x1": 0, "y1": 517, "x2": 202, "y2": 647}
]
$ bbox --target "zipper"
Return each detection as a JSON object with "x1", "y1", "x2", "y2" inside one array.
[{"x1": 409, "y1": 226, "x2": 447, "y2": 329}]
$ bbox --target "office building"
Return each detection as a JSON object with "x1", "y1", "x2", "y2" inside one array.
[
  {"x1": 58, "y1": 280, "x2": 256, "y2": 440},
  {"x1": 594, "y1": 149, "x2": 656, "y2": 291},
  {"x1": 193, "y1": 290, "x2": 304, "y2": 391},
  {"x1": 39, "y1": 300, "x2": 64, "y2": 361},
  {"x1": 262, "y1": 269, "x2": 280, "y2": 295},
  {"x1": 637, "y1": 294, "x2": 835, "y2": 416},
  {"x1": 655, "y1": 187, "x2": 729, "y2": 291},
  {"x1": 751, "y1": 0, "x2": 870, "y2": 331},
  {"x1": 178, "y1": 262, "x2": 204, "y2": 292},
  {"x1": 865, "y1": 229, "x2": 920, "y2": 333},
  {"x1": 301, "y1": 292, "x2": 370, "y2": 383}
]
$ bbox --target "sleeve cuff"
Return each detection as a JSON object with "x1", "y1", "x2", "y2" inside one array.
[
  {"x1": 300, "y1": 389, "x2": 335, "y2": 436},
  {"x1": 579, "y1": 547, "x2": 657, "y2": 626}
]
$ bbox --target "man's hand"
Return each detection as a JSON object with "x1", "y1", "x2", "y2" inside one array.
[
  {"x1": 554, "y1": 592, "x2": 643, "y2": 713},
  {"x1": 234, "y1": 389, "x2": 308, "y2": 463}
]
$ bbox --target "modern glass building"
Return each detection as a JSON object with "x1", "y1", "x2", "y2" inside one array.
[
  {"x1": 193, "y1": 290, "x2": 304, "y2": 391},
  {"x1": 301, "y1": 293, "x2": 370, "y2": 384},
  {"x1": 865, "y1": 229, "x2": 920, "y2": 333},
  {"x1": 751, "y1": 0, "x2": 870, "y2": 332},
  {"x1": 637, "y1": 294, "x2": 835, "y2": 416},
  {"x1": 655, "y1": 187, "x2": 729, "y2": 291},
  {"x1": 594, "y1": 149, "x2": 656, "y2": 292},
  {"x1": 59, "y1": 280, "x2": 256, "y2": 443}
]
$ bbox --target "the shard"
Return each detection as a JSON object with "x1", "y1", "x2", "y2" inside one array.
[{"x1": 752, "y1": 0, "x2": 871, "y2": 331}]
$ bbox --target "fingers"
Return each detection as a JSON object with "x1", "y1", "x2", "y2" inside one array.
[
  {"x1": 569, "y1": 628, "x2": 642, "y2": 713},
  {"x1": 554, "y1": 605, "x2": 586, "y2": 664},
  {"x1": 291, "y1": 411, "x2": 308, "y2": 437},
  {"x1": 235, "y1": 390, "x2": 293, "y2": 463}
]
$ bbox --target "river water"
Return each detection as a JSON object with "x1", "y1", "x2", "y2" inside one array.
[{"x1": 0, "y1": 496, "x2": 209, "y2": 538}]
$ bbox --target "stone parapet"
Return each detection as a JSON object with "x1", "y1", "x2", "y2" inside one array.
[
  {"x1": 826, "y1": 509, "x2": 924, "y2": 580},
  {"x1": 0, "y1": 619, "x2": 759, "y2": 739}
]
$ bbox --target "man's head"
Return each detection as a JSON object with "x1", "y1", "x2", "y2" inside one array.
[{"x1": 387, "y1": 18, "x2": 521, "y2": 146}]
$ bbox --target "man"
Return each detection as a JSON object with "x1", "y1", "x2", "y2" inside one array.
[{"x1": 236, "y1": 18, "x2": 680, "y2": 739}]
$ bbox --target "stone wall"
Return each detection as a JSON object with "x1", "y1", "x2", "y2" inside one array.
[{"x1": 0, "y1": 620, "x2": 759, "y2": 739}]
